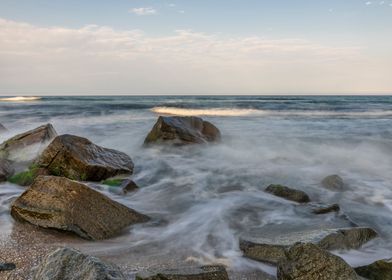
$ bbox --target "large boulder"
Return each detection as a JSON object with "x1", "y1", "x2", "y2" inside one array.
[
  {"x1": 321, "y1": 175, "x2": 345, "y2": 191},
  {"x1": 240, "y1": 227, "x2": 377, "y2": 265},
  {"x1": 265, "y1": 184, "x2": 310, "y2": 203},
  {"x1": 36, "y1": 134, "x2": 134, "y2": 181},
  {"x1": 136, "y1": 265, "x2": 229, "y2": 280},
  {"x1": 0, "y1": 158, "x2": 14, "y2": 182},
  {"x1": 33, "y1": 247, "x2": 126, "y2": 280},
  {"x1": 11, "y1": 176, "x2": 149, "y2": 240},
  {"x1": 0, "y1": 124, "x2": 57, "y2": 162},
  {"x1": 277, "y1": 243, "x2": 359, "y2": 280},
  {"x1": 144, "y1": 116, "x2": 221, "y2": 145},
  {"x1": 355, "y1": 258, "x2": 392, "y2": 280}
]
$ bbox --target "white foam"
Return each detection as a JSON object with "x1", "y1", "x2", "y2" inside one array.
[
  {"x1": 0, "y1": 96, "x2": 41, "y2": 102},
  {"x1": 151, "y1": 107, "x2": 264, "y2": 116}
]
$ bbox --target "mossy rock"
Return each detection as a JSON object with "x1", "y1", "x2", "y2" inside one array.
[
  {"x1": 8, "y1": 164, "x2": 48, "y2": 186},
  {"x1": 102, "y1": 179, "x2": 124, "y2": 187}
]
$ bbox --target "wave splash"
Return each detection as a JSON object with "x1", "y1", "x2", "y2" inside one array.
[
  {"x1": 151, "y1": 107, "x2": 262, "y2": 117},
  {"x1": 0, "y1": 96, "x2": 41, "y2": 102}
]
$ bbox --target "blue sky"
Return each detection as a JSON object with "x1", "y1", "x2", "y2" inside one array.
[{"x1": 0, "y1": 0, "x2": 391, "y2": 94}]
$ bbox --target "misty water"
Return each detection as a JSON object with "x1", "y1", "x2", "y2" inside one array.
[{"x1": 1, "y1": 96, "x2": 392, "y2": 277}]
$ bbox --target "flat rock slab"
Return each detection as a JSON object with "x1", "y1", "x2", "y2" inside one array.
[
  {"x1": 11, "y1": 175, "x2": 150, "y2": 240},
  {"x1": 33, "y1": 247, "x2": 126, "y2": 280},
  {"x1": 0, "y1": 124, "x2": 57, "y2": 162},
  {"x1": 144, "y1": 116, "x2": 221, "y2": 145},
  {"x1": 355, "y1": 259, "x2": 392, "y2": 280},
  {"x1": 265, "y1": 184, "x2": 310, "y2": 203},
  {"x1": 136, "y1": 265, "x2": 229, "y2": 280},
  {"x1": 36, "y1": 134, "x2": 134, "y2": 181},
  {"x1": 241, "y1": 227, "x2": 377, "y2": 265},
  {"x1": 277, "y1": 243, "x2": 359, "y2": 280}
]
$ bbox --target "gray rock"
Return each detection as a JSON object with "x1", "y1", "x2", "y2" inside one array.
[
  {"x1": 277, "y1": 243, "x2": 359, "y2": 280},
  {"x1": 355, "y1": 258, "x2": 392, "y2": 280},
  {"x1": 265, "y1": 184, "x2": 310, "y2": 203},
  {"x1": 240, "y1": 239, "x2": 287, "y2": 265},
  {"x1": 11, "y1": 175, "x2": 150, "y2": 240},
  {"x1": 121, "y1": 179, "x2": 139, "y2": 194},
  {"x1": 0, "y1": 262, "x2": 16, "y2": 271},
  {"x1": 0, "y1": 158, "x2": 14, "y2": 182},
  {"x1": 321, "y1": 175, "x2": 345, "y2": 191},
  {"x1": 136, "y1": 265, "x2": 229, "y2": 280},
  {"x1": 33, "y1": 247, "x2": 126, "y2": 280},
  {"x1": 36, "y1": 134, "x2": 134, "y2": 181},
  {"x1": 144, "y1": 116, "x2": 221, "y2": 145},
  {"x1": 0, "y1": 124, "x2": 57, "y2": 162}
]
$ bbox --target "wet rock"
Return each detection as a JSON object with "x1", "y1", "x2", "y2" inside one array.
[
  {"x1": 240, "y1": 227, "x2": 377, "y2": 265},
  {"x1": 0, "y1": 158, "x2": 14, "y2": 182},
  {"x1": 0, "y1": 262, "x2": 16, "y2": 271},
  {"x1": 321, "y1": 175, "x2": 345, "y2": 191},
  {"x1": 36, "y1": 134, "x2": 134, "y2": 181},
  {"x1": 136, "y1": 265, "x2": 229, "y2": 280},
  {"x1": 265, "y1": 184, "x2": 310, "y2": 203},
  {"x1": 277, "y1": 243, "x2": 359, "y2": 280},
  {"x1": 11, "y1": 175, "x2": 150, "y2": 240},
  {"x1": 144, "y1": 116, "x2": 221, "y2": 145},
  {"x1": 0, "y1": 123, "x2": 7, "y2": 133},
  {"x1": 312, "y1": 203, "x2": 340, "y2": 215},
  {"x1": 0, "y1": 124, "x2": 57, "y2": 162},
  {"x1": 121, "y1": 179, "x2": 139, "y2": 194},
  {"x1": 33, "y1": 247, "x2": 126, "y2": 280},
  {"x1": 355, "y1": 258, "x2": 392, "y2": 280}
]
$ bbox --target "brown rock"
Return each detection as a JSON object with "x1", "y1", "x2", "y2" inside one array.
[
  {"x1": 265, "y1": 184, "x2": 310, "y2": 203},
  {"x1": 136, "y1": 265, "x2": 229, "y2": 280},
  {"x1": 11, "y1": 176, "x2": 149, "y2": 240},
  {"x1": 240, "y1": 239, "x2": 287, "y2": 265},
  {"x1": 144, "y1": 116, "x2": 221, "y2": 145},
  {"x1": 0, "y1": 158, "x2": 14, "y2": 182},
  {"x1": 312, "y1": 204, "x2": 340, "y2": 215},
  {"x1": 36, "y1": 134, "x2": 134, "y2": 181},
  {"x1": 121, "y1": 179, "x2": 139, "y2": 194},
  {"x1": 355, "y1": 258, "x2": 392, "y2": 280}
]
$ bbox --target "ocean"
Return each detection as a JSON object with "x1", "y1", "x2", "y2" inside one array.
[{"x1": 1, "y1": 95, "x2": 392, "y2": 278}]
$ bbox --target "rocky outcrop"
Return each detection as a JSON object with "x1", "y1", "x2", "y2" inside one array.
[
  {"x1": 321, "y1": 175, "x2": 345, "y2": 191},
  {"x1": 355, "y1": 258, "x2": 392, "y2": 280},
  {"x1": 33, "y1": 247, "x2": 126, "y2": 280},
  {"x1": 277, "y1": 243, "x2": 359, "y2": 280},
  {"x1": 0, "y1": 124, "x2": 57, "y2": 162},
  {"x1": 240, "y1": 227, "x2": 377, "y2": 265},
  {"x1": 265, "y1": 184, "x2": 310, "y2": 203},
  {"x1": 144, "y1": 116, "x2": 221, "y2": 145},
  {"x1": 11, "y1": 176, "x2": 149, "y2": 240},
  {"x1": 0, "y1": 158, "x2": 14, "y2": 182},
  {"x1": 136, "y1": 265, "x2": 229, "y2": 280},
  {"x1": 36, "y1": 134, "x2": 134, "y2": 181}
]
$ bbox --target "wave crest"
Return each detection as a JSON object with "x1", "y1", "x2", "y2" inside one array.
[
  {"x1": 150, "y1": 107, "x2": 262, "y2": 116},
  {"x1": 0, "y1": 96, "x2": 41, "y2": 102}
]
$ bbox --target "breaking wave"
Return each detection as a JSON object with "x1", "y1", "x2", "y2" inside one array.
[{"x1": 0, "y1": 96, "x2": 41, "y2": 102}]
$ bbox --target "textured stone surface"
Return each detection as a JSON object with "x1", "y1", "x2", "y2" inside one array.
[
  {"x1": 277, "y1": 243, "x2": 359, "y2": 280},
  {"x1": 36, "y1": 134, "x2": 134, "y2": 181},
  {"x1": 121, "y1": 179, "x2": 139, "y2": 194},
  {"x1": 265, "y1": 184, "x2": 310, "y2": 203},
  {"x1": 321, "y1": 175, "x2": 345, "y2": 191},
  {"x1": 144, "y1": 116, "x2": 221, "y2": 145},
  {"x1": 0, "y1": 158, "x2": 14, "y2": 182},
  {"x1": 240, "y1": 239, "x2": 287, "y2": 265},
  {"x1": 312, "y1": 204, "x2": 340, "y2": 215},
  {"x1": 136, "y1": 265, "x2": 229, "y2": 280},
  {"x1": 33, "y1": 247, "x2": 126, "y2": 280},
  {"x1": 11, "y1": 176, "x2": 150, "y2": 240},
  {"x1": 355, "y1": 258, "x2": 392, "y2": 280}
]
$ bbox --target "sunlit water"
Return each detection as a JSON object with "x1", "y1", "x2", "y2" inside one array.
[{"x1": 1, "y1": 96, "x2": 392, "y2": 276}]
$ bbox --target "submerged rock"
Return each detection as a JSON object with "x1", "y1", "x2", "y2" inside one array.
[
  {"x1": 121, "y1": 179, "x2": 139, "y2": 194},
  {"x1": 240, "y1": 227, "x2": 377, "y2": 265},
  {"x1": 11, "y1": 176, "x2": 149, "y2": 240},
  {"x1": 321, "y1": 175, "x2": 345, "y2": 191},
  {"x1": 36, "y1": 134, "x2": 134, "y2": 181},
  {"x1": 144, "y1": 116, "x2": 221, "y2": 145},
  {"x1": 0, "y1": 262, "x2": 16, "y2": 271},
  {"x1": 136, "y1": 265, "x2": 229, "y2": 280},
  {"x1": 265, "y1": 184, "x2": 310, "y2": 203},
  {"x1": 33, "y1": 247, "x2": 126, "y2": 280},
  {"x1": 355, "y1": 258, "x2": 392, "y2": 280},
  {"x1": 0, "y1": 124, "x2": 57, "y2": 162},
  {"x1": 0, "y1": 158, "x2": 14, "y2": 182},
  {"x1": 312, "y1": 203, "x2": 340, "y2": 215},
  {"x1": 277, "y1": 243, "x2": 358, "y2": 280}
]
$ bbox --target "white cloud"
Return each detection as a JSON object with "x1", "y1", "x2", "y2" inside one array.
[
  {"x1": 178, "y1": 10, "x2": 185, "y2": 14},
  {"x1": 0, "y1": 18, "x2": 390, "y2": 94},
  {"x1": 365, "y1": 1, "x2": 372, "y2": 5},
  {"x1": 130, "y1": 7, "x2": 157, "y2": 16}
]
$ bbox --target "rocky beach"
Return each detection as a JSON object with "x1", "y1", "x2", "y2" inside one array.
[{"x1": 1, "y1": 96, "x2": 392, "y2": 279}]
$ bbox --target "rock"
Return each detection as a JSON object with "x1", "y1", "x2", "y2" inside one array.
[
  {"x1": 355, "y1": 259, "x2": 392, "y2": 280},
  {"x1": 0, "y1": 262, "x2": 16, "y2": 271},
  {"x1": 33, "y1": 247, "x2": 126, "y2": 280},
  {"x1": 312, "y1": 204, "x2": 340, "y2": 215},
  {"x1": 265, "y1": 184, "x2": 310, "y2": 203},
  {"x1": 321, "y1": 175, "x2": 345, "y2": 191},
  {"x1": 121, "y1": 179, "x2": 139, "y2": 194},
  {"x1": 0, "y1": 123, "x2": 7, "y2": 133},
  {"x1": 0, "y1": 124, "x2": 57, "y2": 162},
  {"x1": 8, "y1": 164, "x2": 49, "y2": 186},
  {"x1": 277, "y1": 243, "x2": 359, "y2": 280},
  {"x1": 0, "y1": 158, "x2": 14, "y2": 182},
  {"x1": 144, "y1": 116, "x2": 221, "y2": 145},
  {"x1": 36, "y1": 134, "x2": 134, "y2": 181},
  {"x1": 240, "y1": 227, "x2": 377, "y2": 265},
  {"x1": 136, "y1": 265, "x2": 229, "y2": 280},
  {"x1": 11, "y1": 175, "x2": 150, "y2": 240}
]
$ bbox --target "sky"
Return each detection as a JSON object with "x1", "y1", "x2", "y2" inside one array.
[{"x1": 0, "y1": 0, "x2": 391, "y2": 95}]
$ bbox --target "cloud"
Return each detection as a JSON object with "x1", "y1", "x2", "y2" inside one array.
[
  {"x1": 0, "y1": 18, "x2": 390, "y2": 94},
  {"x1": 365, "y1": 1, "x2": 372, "y2": 5},
  {"x1": 130, "y1": 7, "x2": 157, "y2": 16}
]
